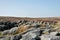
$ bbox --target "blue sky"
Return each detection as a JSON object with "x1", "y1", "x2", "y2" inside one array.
[{"x1": 0, "y1": 0, "x2": 60, "y2": 17}]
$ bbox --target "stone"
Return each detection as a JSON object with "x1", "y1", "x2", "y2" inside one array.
[
  {"x1": 50, "y1": 32, "x2": 58, "y2": 36},
  {"x1": 13, "y1": 34, "x2": 22, "y2": 40},
  {"x1": 34, "y1": 36, "x2": 41, "y2": 40},
  {"x1": 0, "y1": 36, "x2": 11, "y2": 40},
  {"x1": 2, "y1": 30, "x2": 9, "y2": 35},
  {"x1": 21, "y1": 28, "x2": 40, "y2": 40},
  {"x1": 56, "y1": 32, "x2": 60, "y2": 36},
  {"x1": 41, "y1": 35, "x2": 60, "y2": 40},
  {"x1": 9, "y1": 27, "x2": 18, "y2": 35}
]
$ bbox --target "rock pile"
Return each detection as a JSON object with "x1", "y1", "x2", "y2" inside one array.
[{"x1": 0, "y1": 20, "x2": 59, "y2": 40}]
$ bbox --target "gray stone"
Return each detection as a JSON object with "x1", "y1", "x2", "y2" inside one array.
[
  {"x1": 13, "y1": 34, "x2": 22, "y2": 40},
  {"x1": 2, "y1": 30, "x2": 9, "y2": 35},
  {"x1": 41, "y1": 35, "x2": 60, "y2": 40},
  {"x1": 8, "y1": 27, "x2": 18, "y2": 35},
  {"x1": 0, "y1": 36, "x2": 11, "y2": 40},
  {"x1": 21, "y1": 28, "x2": 40, "y2": 40}
]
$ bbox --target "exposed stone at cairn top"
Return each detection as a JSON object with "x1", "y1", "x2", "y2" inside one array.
[{"x1": 0, "y1": 17, "x2": 60, "y2": 40}]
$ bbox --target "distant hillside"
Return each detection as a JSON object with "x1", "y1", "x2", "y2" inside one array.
[
  {"x1": 0, "y1": 16, "x2": 59, "y2": 22},
  {"x1": 0, "y1": 16, "x2": 60, "y2": 22}
]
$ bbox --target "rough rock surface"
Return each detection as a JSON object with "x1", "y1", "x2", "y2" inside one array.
[{"x1": 0, "y1": 17, "x2": 60, "y2": 40}]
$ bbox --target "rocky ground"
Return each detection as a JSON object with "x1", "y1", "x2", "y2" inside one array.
[{"x1": 0, "y1": 16, "x2": 60, "y2": 40}]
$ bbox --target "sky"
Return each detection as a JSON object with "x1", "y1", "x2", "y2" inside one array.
[{"x1": 0, "y1": 0, "x2": 60, "y2": 17}]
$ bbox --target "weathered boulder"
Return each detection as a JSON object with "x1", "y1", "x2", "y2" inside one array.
[
  {"x1": 21, "y1": 28, "x2": 40, "y2": 40},
  {"x1": 0, "y1": 21, "x2": 18, "y2": 31},
  {"x1": 0, "y1": 36, "x2": 11, "y2": 40},
  {"x1": 0, "y1": 25, "x2": 6, "y2": 31},
  {"x1": 56, "y1": 32, "x2": 60, "y2": 36},
  {"x1": 41, "y1": 35, "x2": 60, "y2": 40},
  {"x1": 2, "y1": 30, "x2": 9, "y2": 35},
  {"x1": 34, "y1": 36, "x2": 41, "y2": 40},
  {"x1": 50, "y1": 32, "x2": 58, "y2": 36},
  {"x1": 2, "y1": 27, "x2": 18, "y2": 35},
  {"x1": 8, "y1": 27, "x2": 18, "y2": 35},
  {"x1": 13, "y1": 34, "x2": 22, "y2": 40}
]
